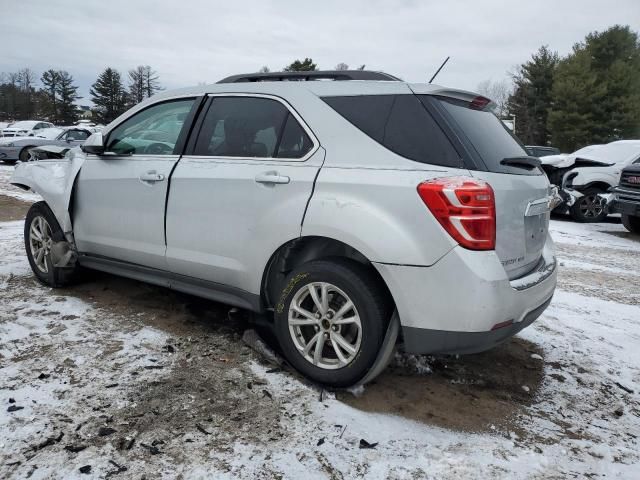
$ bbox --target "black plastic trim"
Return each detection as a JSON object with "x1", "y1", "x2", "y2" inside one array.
[
  {"x1": 218, "y1": 70, "x2": 401, "y2": 83},
  {"x1": 401, "y1": 296, "x2": 553, "y2": 355},
  {"x1": 77, "y1": 253, "x2": 263, "y2": 312}
]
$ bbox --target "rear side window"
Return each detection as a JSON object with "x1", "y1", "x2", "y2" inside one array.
[
  {"x1": 322, "y1": 95, "x2": 463, "y2": 168},
  {"x1": 431, "y1": 96, "x2": 536, "y2": 175},
  {"x1": 194, "y1": 96, "x2": 313, "y2": 159}
]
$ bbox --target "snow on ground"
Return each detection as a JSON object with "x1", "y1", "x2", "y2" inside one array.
[
  {"x1": 0, "y1": 164, "x2": 41, "y2": 202},
  {"x1": 0, "y1": 179, "x2": 639, "y2": 479}
]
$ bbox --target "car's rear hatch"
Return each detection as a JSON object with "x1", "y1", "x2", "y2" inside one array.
[{"x1": 416, "y1": 89, "x2": 551, "y2": 280}]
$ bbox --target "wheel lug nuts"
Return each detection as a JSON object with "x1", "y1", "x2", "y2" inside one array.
[
  {"x1": 314, "y1": 325, "x2": 319, "y2": 332},
  {"x1": 324, "y1": 333, "x2": 329, "y2": 339}
]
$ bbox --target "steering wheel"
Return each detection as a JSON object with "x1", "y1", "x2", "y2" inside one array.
[{"x1": 144, "y1": 142, "x2": 173, "y2": 155}]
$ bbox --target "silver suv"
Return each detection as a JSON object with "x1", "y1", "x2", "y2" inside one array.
[{"x1": 12, "y1": 70, "x2": 557, "y2": 387}]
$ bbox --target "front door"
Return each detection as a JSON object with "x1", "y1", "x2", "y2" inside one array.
[{"x1": 73, "y1": 98, "x2": 196, "y2": 269}]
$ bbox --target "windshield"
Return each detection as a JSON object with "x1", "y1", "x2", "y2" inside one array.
[
  {"x1": 35, "y1": 128, "x2": 64, "y2": 139},
  {"x1": 431, "y1": 96, "x2": 537, "y2": 175}
]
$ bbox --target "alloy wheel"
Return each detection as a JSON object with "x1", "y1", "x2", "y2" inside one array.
[
  {"x1": 288, "y1": 282, "x2": 362, "y2": 370},
  {"x1": 29, "y1": 215, "x2": 53, "y2": 274}
]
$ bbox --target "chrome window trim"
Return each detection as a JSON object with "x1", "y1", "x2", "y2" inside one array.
[{"x1": 189, "y1": 92, "x2": 320, "y2": 163}]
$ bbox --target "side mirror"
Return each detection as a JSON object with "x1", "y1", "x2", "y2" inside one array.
[{"x1": 81, "y1": 132, "x2": 105, "y2": 155}]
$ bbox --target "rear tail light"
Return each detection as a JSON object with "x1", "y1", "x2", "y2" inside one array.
[{"x1": 417, "y1": 177, "x2": 496, "y2": 250}]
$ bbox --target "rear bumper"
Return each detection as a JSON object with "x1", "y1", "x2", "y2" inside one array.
[
  {"x1": 373, "y1": 234, "x2": 557, "y2": 355},
  {"x1": 0, "y1": 146, "x2": 20, "y2": 161}
]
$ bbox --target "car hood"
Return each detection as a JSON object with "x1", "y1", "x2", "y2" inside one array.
[{"x1": 540, "y1": 153, "x2": 613, "y2": 169}]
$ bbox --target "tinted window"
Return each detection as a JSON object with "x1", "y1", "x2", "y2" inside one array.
[
  {"x1": 195, "y1": 97, "x2": 302, "y2": 158},
  {"x1": 107, "y1": 99, "x2": 194, "y2": 155},
  {"x1": 433, "y1": 96, "x2": 535, "y2": 174},
  {"x1": 322, "y1": 95, "x2": 462, "y2": 168},
  {"x1": 276, "y1": 114, "x2": 313, "y2": 158}
]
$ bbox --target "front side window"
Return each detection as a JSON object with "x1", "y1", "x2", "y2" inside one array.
[
  {"x1": 106, "y1": 99, "x2": 194, "y2": 155},
  {"x1": 322, "y1": 95, "x2": 463, "y2": 168},
  {"x1": 193, "y1": 96, "x2": 313, "y2": 159}
]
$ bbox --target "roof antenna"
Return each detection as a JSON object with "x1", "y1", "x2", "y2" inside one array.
[{"x1": 428, "y1": 56, "x2": 450, "y2": 84}]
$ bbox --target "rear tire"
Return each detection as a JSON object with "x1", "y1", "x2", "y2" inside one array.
[
  {"x1": 570, "y1": 188, "x2": 608, "y2": 222},
  {"x1": 622, "y1": 214, "x2": 640, "y2": 234},
  {"x1": 25, "y1": 201, "x2": 80, "y2": 287},
  {"x1": 273, "y1": 259, "x2": 392, "y2": 387}
]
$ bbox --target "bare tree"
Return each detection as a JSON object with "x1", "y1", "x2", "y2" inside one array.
[
  {"x1": 334, "y1": 62, "x2": 349, "y2": 71},
  {"x1": 476, "y1": 78, "x2": 512, "y2": 118},
  {"x1": 258, "y1": 66, "x2": 270, "y2": 73}
]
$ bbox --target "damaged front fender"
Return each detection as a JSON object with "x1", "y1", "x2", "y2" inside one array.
[{"x1": 10, "y1": 148, "x2": 86, "y2": 239}]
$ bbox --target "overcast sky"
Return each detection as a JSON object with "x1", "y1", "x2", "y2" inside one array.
[{"x1": 1, "y1": 0, "x2": 638, "y2": 104}]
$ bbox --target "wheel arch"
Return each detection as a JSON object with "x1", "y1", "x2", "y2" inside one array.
[{"x1": 260, "y1": 235, "x2": 395, "y2": 312}]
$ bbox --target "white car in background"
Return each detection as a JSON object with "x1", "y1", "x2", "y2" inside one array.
[
  {"x1": 540, "y1": 140, "x2": 640, "y2": 222},
  {"x1": 1, "y1": 120, "x2": 55, "y2": 138}
]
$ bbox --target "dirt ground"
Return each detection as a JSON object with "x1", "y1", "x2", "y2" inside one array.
[
  {"x1": 0, "y1": 195, "x2": 30, "y2": 222},
  {"x1": 1, "y1": 184, "x2": 639, "y2": 479}
]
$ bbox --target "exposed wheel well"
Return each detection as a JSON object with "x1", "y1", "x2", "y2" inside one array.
[
  {"x1": 577, "y1": 181, "x2": 612, "y2": 193},
  {"x1": 261, "y1": 236, "x2": 394, "y2": 312}
]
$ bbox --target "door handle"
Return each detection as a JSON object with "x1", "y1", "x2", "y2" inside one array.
[
  {"x1": 139, "y1": 171, "x2": 165, "y2": 183},
  {"x1": 255, "y1": 172, "x2": 290, "y2": 185}
]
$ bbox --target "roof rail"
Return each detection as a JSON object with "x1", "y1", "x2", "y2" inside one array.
[{"x1": 217, "y1": 70, "x2": 401, "y2": 83}]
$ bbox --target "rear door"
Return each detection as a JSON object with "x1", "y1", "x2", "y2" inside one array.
[
  {"x1": 73, "y1": 98, "x2": 197, "y2": 269},
  {"x1": 425, "y1": 95, "x2": 551, "y2": 279},
  {"x1": 165, "y1": 94, "x2": 322, "y2": 294}
]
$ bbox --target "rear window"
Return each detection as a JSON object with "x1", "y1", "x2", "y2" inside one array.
[
  {"x1": 432, "y1": 96, "x2": 536, "y2": 175},
  {"x1": 322, "y1": 95, "x2": 463, "y2": 168}
]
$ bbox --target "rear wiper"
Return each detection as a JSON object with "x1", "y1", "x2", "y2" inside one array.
[{"x1": 500, "y1": 156, "x2": 542, "y2": 170}]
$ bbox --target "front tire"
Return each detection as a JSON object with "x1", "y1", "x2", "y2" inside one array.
[
  {"x1": 570, "y1": 188, "x2": 608, "y2": 222},
  {"x1": 622, "y1": 214, "x2": 640, "y2": 234},
  {"x1": 273, "y1": 259, "x2": 391, "y2": 387},
  {"x1": 19, "y1": 146, "x2": 34, "y2": 163},
  {"x1": 25, "y1": 202, "x2": 79, "y2": 287}
]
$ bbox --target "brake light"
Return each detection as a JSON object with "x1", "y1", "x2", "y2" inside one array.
[
  {"x1": 469, "y1": 96, "x2": 491, "y2": 110},
  {"x1": 417, "y1": 177, "x2": 496, "y2": 250}
]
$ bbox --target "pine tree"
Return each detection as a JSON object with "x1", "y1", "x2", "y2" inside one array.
[
  {"x1": 283, "y1": 58, "x2": 318, "y2": 72},
  {"x1": 57, "y1": 71, "x2": 80, "y2": 124},
  {"x1": 40, "y1": 69, "x2": 60, "y2": 121},
  {"x1": 549, "y1": 25, "x2": 640, "y2": 151},
  {"x1": 90, "y1": 68, "x2": 128, "y2": 124},
  {"x1": 507, "y1": 46, "x2": 559, "y2": 145},
  {"x1": 127, "y1": 65, "x2": 161, "y2": 106}
]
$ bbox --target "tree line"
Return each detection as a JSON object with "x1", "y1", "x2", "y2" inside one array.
[
  {"x1": 497, "y1": 24, "x2": 639, "y2": 152},
  {"x1": 0, "y1": 66, "x2": 162, "y2": 125}
]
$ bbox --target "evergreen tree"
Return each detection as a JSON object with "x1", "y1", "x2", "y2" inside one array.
[
  {"x1": 283, "y1": 58, "x2": 318, "y2": 72},
  {"x1": 506, "y1": 46, "x2": 558, "y2": 145},
  {"x1": 90, "y1": 68, "x2": 127, "y2": 124},
  {"x1": 40, "y1": 69, "x2": 60, "y2": 121},
  {"x1": 57, "y1": 71, "x2": 80, "y2": 124},
  {"x1": 549, "y1": 25, "x2": 640, "y2": 150},
  {"x1": 127, "y1": 65, "x2": 161, "y2": 106}
]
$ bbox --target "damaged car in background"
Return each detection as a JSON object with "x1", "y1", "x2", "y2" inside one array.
[
  {"x1": 0, "y1": 126, "x2": 92, "y2": 163},
  {"x1": 540, "y1": 140, "x2": 640, "y2": 222},
  {"x1": 608, "y1": 161, "x2": 640, "y2": 234}
]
